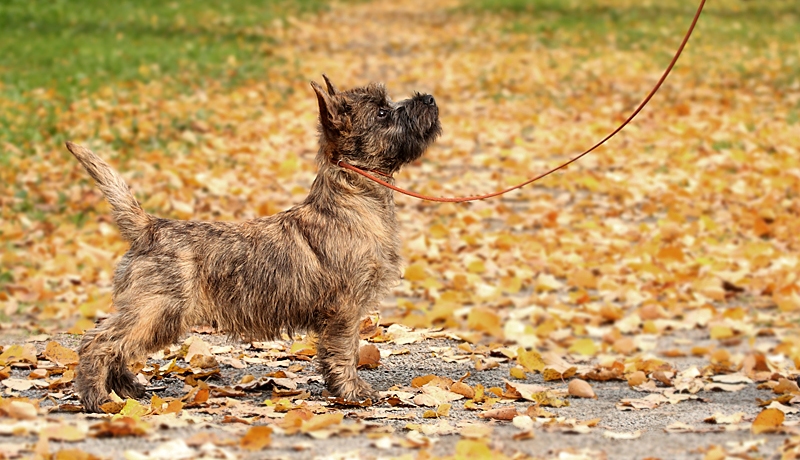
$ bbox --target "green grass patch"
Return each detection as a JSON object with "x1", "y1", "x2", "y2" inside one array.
[
  {"x1": 463, "y1": 0, "x2": 799, "y2": 48},
  {"x1": 0, "y1": 0, "x2": 328, "y2": 95},
  {"x1": 0, "y1": 0, "x2": 329, "y2": 149}
]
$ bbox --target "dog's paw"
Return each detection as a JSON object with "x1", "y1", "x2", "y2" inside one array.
[
  {"x1": 109, "y1": 370, "x2": 146, "y2": 399},
  {"x1": 79, "y1": 393, "x2": 111, "y2": 413},
  {"x1": 116, "y1": 381, "x2": 146, "y2": 399},
  {"x1": 338, "y1": 378, "x2": 380, "y2": 402}
]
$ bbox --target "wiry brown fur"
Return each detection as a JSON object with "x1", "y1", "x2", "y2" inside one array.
[{"x1": 67, "y1": 76, "x2": 441, "y2": 412}]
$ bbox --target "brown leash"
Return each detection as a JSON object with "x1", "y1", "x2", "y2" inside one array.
[{"x1": 338, "y1": 0, "x2": 706, "y2": 203}]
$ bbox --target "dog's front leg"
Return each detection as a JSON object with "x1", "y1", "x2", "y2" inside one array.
[{"x1": 316, "y1": 308, "x2": 379, "y2": 402}]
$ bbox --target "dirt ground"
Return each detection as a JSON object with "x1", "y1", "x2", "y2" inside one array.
[{"x1": 1, "y1": 327, "x2": 797, "y2": 460}]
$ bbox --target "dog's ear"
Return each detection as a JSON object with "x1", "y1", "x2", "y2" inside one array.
[
  {"x1": 322, "y1": 74, "x2": 337, "y2": 96},
  {"x1": 311, "y1": 80, "x2": 344, "y2": 141}
]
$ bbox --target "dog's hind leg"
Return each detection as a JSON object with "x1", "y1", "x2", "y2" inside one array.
[{"x1": 76, "y1": 295, "x2": 187, "y2": 412}]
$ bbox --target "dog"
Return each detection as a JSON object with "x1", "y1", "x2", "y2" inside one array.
[{"x1": 66, "y1": 75, "x2": 441, "y2": 412}]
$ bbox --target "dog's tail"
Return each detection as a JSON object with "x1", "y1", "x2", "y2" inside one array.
[{"x1": 65, "y1": 142, "x2": 151, "y2": 242}]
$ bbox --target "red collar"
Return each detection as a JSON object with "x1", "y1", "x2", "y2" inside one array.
[{"x1": 336, "y1": 160, "x2": 393, "y2": 179}]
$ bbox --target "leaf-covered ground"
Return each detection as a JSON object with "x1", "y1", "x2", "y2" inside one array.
[{"x1": 2, "y1": 0, "x2": 800, "y2": 458}]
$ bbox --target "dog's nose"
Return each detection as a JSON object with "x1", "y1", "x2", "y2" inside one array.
[{"x1": 422, "y1": 95, "x2": 436, "y2": 106}]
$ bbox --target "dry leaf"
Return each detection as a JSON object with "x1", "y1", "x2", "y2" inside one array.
[
  {"x1": 90, "y1": 417, "x2": 149, "y2": 437},
  {"x1": 517, "y1": 348, "x2": 545, "y2": 373},
  {"x1": 239, "y1": 425, "x2": 272, "y2": 451},
  {"x1": 301, "y1": 413, "x2": 344, "y2": 433},
  {"x1": 479, "y1": 406, "x2": 518, "y2": 421},
  {"x1": 43, "y1": 342, "x2": 79, "y2": 367},
  {"x1": 752, "y1": 408, "x2": 785, "y2": 434},
  {"x1": 704, "y1": 412, "x2": 745, "y2": 425},
  {"x1": 568, "y1": 379, "x2": 596, "y2": 398},
  {"x1": 184, "y1": 337, "x2": 213, "y2": 363},
  {"x1": 450, "y1": 381, "x2": 475, "y2": 399},
  {"x1": 357, "y1": 344, "x2": 381, "y2": 369},
  {"x1": 626, "y1": 371, "x2": 648, "y2": 387},
  {"x1": 41, "y1": 423, "x2": 88, "y2": 442},
  {"x1": 603, "y1": 430, "x2": 642, "y2": 440},
  {"x1": 4, "y1": 400, "x2": 37, "y2": 420}
]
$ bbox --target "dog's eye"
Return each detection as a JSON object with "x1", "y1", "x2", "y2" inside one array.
[{"x1": 377, "y1": 108, "x2": 389, "y2": 119}]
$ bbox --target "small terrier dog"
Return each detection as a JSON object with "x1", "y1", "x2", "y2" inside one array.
[{"x1": 67, "y1": 75, "x2": 441, "y2": 412}]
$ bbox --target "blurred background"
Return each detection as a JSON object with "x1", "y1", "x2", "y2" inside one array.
[{"x1": 1, "y1": 0, "x2": 799, "y2": 353}]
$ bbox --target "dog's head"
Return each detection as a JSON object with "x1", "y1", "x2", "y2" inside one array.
[{"x1": 311, "y1": 75, "x2": 441, "y2": 175}]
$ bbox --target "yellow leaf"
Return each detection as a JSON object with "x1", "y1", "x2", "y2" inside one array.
[
  {"x1": 411, "y1": 375, "x2": 437, "y2": 388},
  {"x1": 499, "y1": 275, "x2": 522, "y2": 294},
  {"x1": 290, "y1": 340, "x2": 316, "y2": 356},
  {"x1": 467, "y1": 259, "x2": 485, "y2": 274},
  {"x1": 0, "y1": 344, "x2": 37, "y2": 367},
  {"x1": 118, "y1": 399, "x2": 148, "y2": 419},
  {"x1": 43, "y1": 342, "x2": 79, "y2": 367},
  {"x1": 455, "y1": 439, "x2": 494, "y2": 459},
  {"x1": 642, "y1": 320, "x2": 659, "y2": 334},
  {"x1": 709, "y1": 324, "x2": 734, "y2": 340},
  {"x1": 466, "y1": 307, "x2": 502, "y2": 338},
  {"x1": 41, "y1": 423, "x2": 87, "y2": 442},
  {"x1": 450, "y1": 381, "x2": 475, "y2": 399},
  {"x1": 301, "y1": 413, "x2": 344, "y2": 433},
  {"x1": 429, "y1": 224, "x2": 448, "y2": 239},
  {"x1": 164, "y1": 399, "x2": 183, "y2": 414},
  {"x1": 752, "y1": 408, "x2": 784, "y2": 434},
  {"x1": 657, "y1": 245, "x2": 685, "y2": 263},
  {"x1": 280, "y1": 408, "x2": 314, "y2": 434},
  {"x1": 509, "y1": 367, "x2": 526, "y2": 379},
  {"x1": 53, "y1": 449, "x2": 99, "y2": 460},
  {"x1": 535, "y1": 273, "x2": 563, "y2": 292},
  {"x1": 569, "y1": 338, "x2": 597, "y2": 356},
  {"x1": 517, "y1": 348, "x2": 545, "y2": 373},
  {"x1": 239, "y1": 426, "x2": 272, "y2": 451},
  {"x1": 568, "y1": 270, "x2": 597, "y2": 289},
  {"x1": 99, "y1": 401, "x2": 124, "y2": 415},
  {"x1": 542, "y1": 366, "x2": 576, "y2": 382},
  {"x1": 5, "y1": 400, "x2": 37, "y2": 420},
  {"x1": 774, "y1": 291, "x2": 800, "y2": 312},
  {"x1": 404, "y1": 263, "x2": 427, "y2": 282},
  {"x1": 627, "y1": 371, "x2": 648, "y2": 387}
]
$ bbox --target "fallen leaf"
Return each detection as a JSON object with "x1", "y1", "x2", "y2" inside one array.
[
  {"x1": 480, "y1": 406, "x2": 518, "y2": 420},
  {"x1": 43, "y1": 342, "x2": 79, "y2": 367},
  {"x1": 2, "y1": 378, "x2": 34, "y2": 392},
  {"x1": 517, "y1": 348, "x2": 545, "y2": 373},
  {"x1": 603, "y1": 430, "x2": 642, "y2": 439},
  {"x1": 301, "y1": 413, "x2": 344, "y2": 433},
  {"x1": 773, "y1": 378, "x2": 800, "y2": 395},
  {"x1": 752, "y1": 408, "x2": 784, "y2": 434},
  {"x1": 184, "y1": 337, "x2": 213, "y2": 363},
  {"x1": 626, "y1": 371, "x2": 648, "y2": 387},
  {"x1": 357, "y1": 344, "x2": 381, "y2": 369},
  {"x1": 41, "y1": 423, "x2": 88, "y2": 442},
  {"x1": 90, "y1": 417, "x2": 149, "y2": 437},
  {"x1": 703, "y1": 412, "x2": 745, "y2": 425},
  {"x1": 239, "y1": 425, "x2": 272, "y2": 451},
  {"x1": 568, "y1": 379, "x2": 596, "y2": 398},
  {"x1": 4, "y1": 400, "x2": 38, "y2": 420}
]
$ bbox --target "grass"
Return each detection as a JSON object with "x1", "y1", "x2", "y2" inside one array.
[
  {"x1": 0, "y1": 0, "x2": 329, "y2": 150},
  {"x1": 0, "y1": 0, "x2": 328, "y2": 95},
  {"x1": 2, "y1": 0, "x2": 798, "y2": 218},
  {"x1": 463, "y1": 0, "x2": 799, "y2": 49}
]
